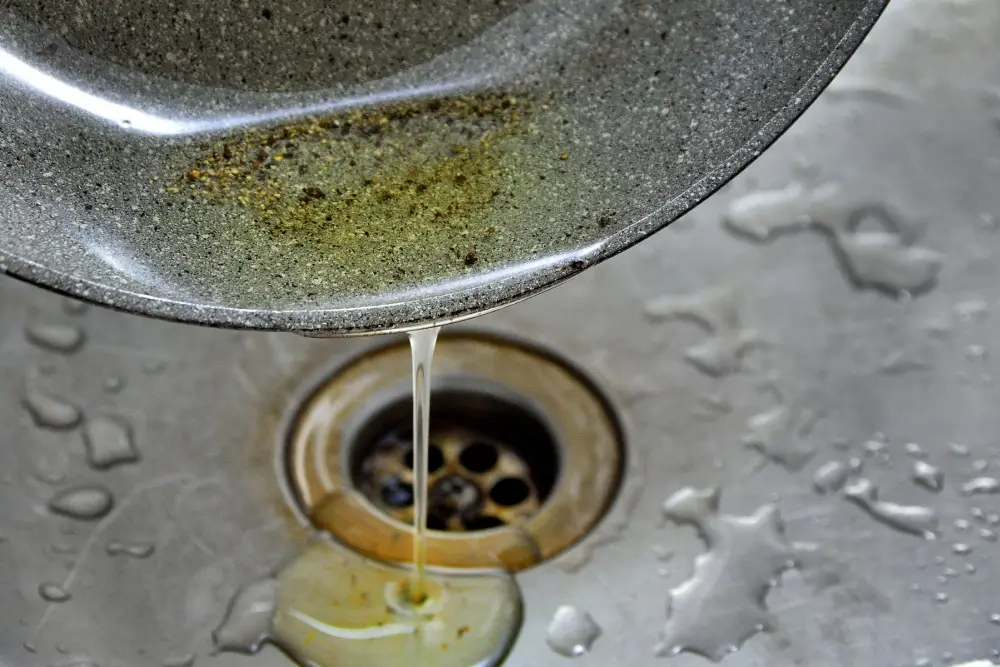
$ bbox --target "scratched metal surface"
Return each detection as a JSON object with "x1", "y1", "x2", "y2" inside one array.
[{"x1": 2, "y1": 0, "x2": 1000, "y2": 665}]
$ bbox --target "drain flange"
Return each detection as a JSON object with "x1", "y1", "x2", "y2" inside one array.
[{"x1": 282, "y1": 333, "x2": 623, "y2": 572}]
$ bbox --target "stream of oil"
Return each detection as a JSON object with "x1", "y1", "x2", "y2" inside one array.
[{"x1": 407, "y1": 325, "x2": 442, "y2": 604}]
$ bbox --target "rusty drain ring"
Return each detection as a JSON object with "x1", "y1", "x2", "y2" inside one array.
[{"x1": 281, "y1": 332, "x2": 623, "y2": 572}]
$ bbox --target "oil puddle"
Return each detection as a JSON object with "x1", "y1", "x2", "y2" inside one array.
[
  {"x1": 741, "y1": 376, "x2": 821, "y2": 471},
  {"x1": 215, "y1": 539, "x2": 522, "y2": 667},
  {"x1": 655, "y1": 487, "x2": 799, "y2": 661},
  {"x1": 644, "y1": 284, "x2": 765, "y2": 377}
]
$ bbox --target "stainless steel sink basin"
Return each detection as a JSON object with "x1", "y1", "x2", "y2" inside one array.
[{"x1": 3, "y1": 0, "x2": 1000, "y2": 666}]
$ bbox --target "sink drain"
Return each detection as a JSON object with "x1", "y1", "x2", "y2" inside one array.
[{"x1": 281, "y1": 332, "x2": 623, "y2": 572}]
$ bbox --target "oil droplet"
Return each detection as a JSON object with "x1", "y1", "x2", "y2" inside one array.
[
  {"x1": 934, "y1": 592, "x2": 948, "y2": 604},
  {"x1": 23, "y1": 388, "x2": 82, "y2": 430},
  {"x1": 964, "y1": 564, "x2": 977, "y2": 575},
  {"x1": 38, "y1": 582, "x2": 71, "y2": 602},
  {"x1": 644, "y1": 285, "x2": 764, "y2": 377},
  {"x1": 843, "y1": 478, "x2": 938, "y2": 538},
  {"x1": 63, "y1": 298, "x2": 89, "y2": 315},
  {"x1": 48, "y1": 485, "x2": 114, "y2": 521},
  {"x1": 25, "y1": 323, "x2": 85, "y2": 353},
  {"x1": 213, "y1": 578, "x2": 278, "y2": 655},
  {"x1": 980, "y1": 528, "x2": 997, "y2": 543},
  {"x1": 961, "y1": 477, "x2": 1000, "y2": 496},
  {"x1": 162, "y1": 654, "x2": 196, "y2": 667},
  {"x1": 655, "y1": 487, "x2": 797, "y2": 661},
  {"x1": 545, "y1": 605, "x2": 602, "y2": 658},
  {"x1": 106, "y1": 541, "x2": 155, "y2": 559},
  {"x1": 271, "y1": 539, "x2": 521, "y2": 667},
  {"x1": 955, "y1": 519, "x2": 971, "y2": 532},
  {"x1": 813, "y1": 460, "x2": 850, "y2": 494},
  {"x1": 913, "y1": 461, "x2": 944, "y2": 492},
  {"x1": 83, "y1": 416, "x2": 139, "y2": 470},
  {"x1": 952, "y1": 543, "x2": 972, "y2": 556},
  {"x1": 162, "y1": 654, "x2": 195, "y2": 667},
  {"x1": 905, "y1": 442, "x2": 927, "y2": 458},
  {"x1": 973, "y1": 459, "x2": 991, "y2": 472},
  {"x1": 863, "y1": 438, "x2": 886, "y2": 456},
  {"x1": 990, "y1": 613, "x2": 1000, "y2": 625}
]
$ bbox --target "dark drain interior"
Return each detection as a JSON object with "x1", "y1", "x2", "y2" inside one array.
[{"x1": 350, "y1": 388, "x2": 559, "y2": 532}]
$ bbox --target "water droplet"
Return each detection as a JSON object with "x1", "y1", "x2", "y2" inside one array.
[
  {"x1": 62, "y1": 298, "x2": 89, "y2": 316},
  {"x1": 905, "y1": 442, "x2": 927, "y2": 458},
  {"x1": 644, "y1": 285, "x2": 764, "y2": 377},
  {"x1": 162, "y1": 653, "x2": 196, "y2": 667},
  {"x1": 864, "y1": 439, "x2": 887, "y2": 456},
  {"x1": 545, "y1": 605, "x2": 602, "y2": 658},
  {"x1": 106, "y1": 541, "x2": 154, "y2": 559},
  {"x1": 952, "y1": 543, "x2": 972, "y2": 556},
  {"x1": 22, "y1": 388, "x2": 82, "y2": 430},
  {"x1": 651, "y1": 544, "x2": 674, "y2": 561},
  {"x1": 48, "y1": 485, "x2": 114, "y2": 521},
  {"x1": 943, "y1": 567, "x2": 959, "y2": 579},
  {"x1": 913, "y1": 461, "x2": 944, "y2": 492},
  {"x1": 934, "y1": 592, "x2": 948, "y2": 604},
  {"x1": 38, "y1": 582, "x2": 71, "y2": 602},
  {"x1": 989, "y1": 514, "x2": 1000, "y2": 525},
  {"x1": 971, "y1": 507, "x2": 986, "y2": 521},
  {"x1": 843, "y1": 478, "x2": 938, "y2": 538},
  {"x1": 213, "y1": 578, "x2": 278, "y2": 655},
  {"x1": 966, "y1": 345, "x2": 989, "y2": 361},
  {"x1": 723, "y1": 183, "x2": 830, "y2": 241},
  {"x1": 655, "y1": 487, "x2": 796, "y2": 661},
  {"x1": 24, "y1": 323, "x2": 85, "y2": 353},
  {"x1": 964, "y1": 564, "x2": 977, "y2": 575},
  {"x1": 102, "y1": 376, "x2": 125, "y2": 394},
  {"x1": 142, "y1": 361, "x2": 166, "y2": 375},
  {"x1": 973, "y1": 459, "x2": 990, "y2": 473},
  {"x1": 980, "y1": 528, "x2": 997, "y2": 543},
  {"x1": 990, "y1": 613, "x2": 1000, "y2": 625},
  {"x1": 954, "y1": 298, "x2": 989, "y2": 322},
  {"x1": 915, "y1": 657, "x2": 932, "y2": 667},
  {"x1": 961, "y1": 477, "x2": 1000, "y2": 496},
  {"x1": 812, "y1": 460, "x2": 849, "y2": 494},
  {"x1": 955, "y1": 519, "x2": 971, "y2": 531},
  {"x1": 831, "y1": 225, "x2": 943, "y2": 297},
  {"x1": 949, "y1": 443, "x2": 971, "y2": 457},
  {"x1": 742, "y1": 396, "x2": 818, "y2": 471},
  {"x1": 83, "y1": 416, "x2": 138, "y2": 470}
]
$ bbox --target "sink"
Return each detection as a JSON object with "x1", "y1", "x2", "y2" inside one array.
[{"x1": 2, "y1": 0, "x2": 1000, "y2": 665}]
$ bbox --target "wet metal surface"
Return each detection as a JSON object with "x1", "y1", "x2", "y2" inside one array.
[{"x1": 2, "y1": 0, "x2": 1000, "y2": 666}]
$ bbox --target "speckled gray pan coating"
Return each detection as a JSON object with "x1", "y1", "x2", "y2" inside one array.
[{"x1": 0, "y1": 0, "x2": 887, "y2": 334}]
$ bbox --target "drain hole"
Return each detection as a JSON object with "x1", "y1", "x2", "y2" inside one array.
[
  {"x1": 380, "y1": 478, "x2": 414, "y2": 508},
  {"x1": 351, "y1": 387, "x2": 559, "y2": 532},
  {"x1": 490, "y1": 478, "x2": 530, "y2": 506},
  {"x1": 463, "y1": 515, "x2": 505, "y2": 531},
  {"x1": 403, "y1": 442, "x2": 445, "y2": 473},
  {"x1": 426, "y1": 515, "x2": 448, "y2": 531},
  {"x1": 460, "y1": 441, "x2": 498, "y2": 473}
]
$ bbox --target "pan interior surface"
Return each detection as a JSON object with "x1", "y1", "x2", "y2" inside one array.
[{"x1": 0, "y1": 0, "x2": 880, "y2": 331}]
